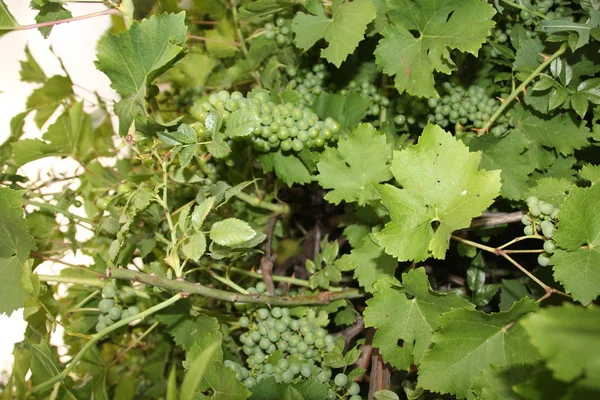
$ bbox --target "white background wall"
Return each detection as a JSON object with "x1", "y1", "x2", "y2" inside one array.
[{"x1": 0, "y1": 0, "x2": 116, "y2": 373}]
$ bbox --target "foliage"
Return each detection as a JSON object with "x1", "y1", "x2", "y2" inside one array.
[{"x1": 0, "y1": 0, "x2": 599, "y2": 399}]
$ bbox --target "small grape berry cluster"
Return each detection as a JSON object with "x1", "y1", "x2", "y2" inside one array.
[
  {"x1": 521, "y1": 196, "x2": 559, "y2": 267},
  {"x1": 225, "y1": 300, "x2": 362, "y2": 399},
  {"x1": 285, "y1": 64, "x2": 327, "y2": 107},
  {"x1": 163, "y1": 85, "x2": 204, "y2": 112},
  {"x1": 424, "y1": 83, "x2": 512, "y2": 136},
  {"x1": 340, "y1": 80, "x2": 390, "y2": 117},
  {"x1": 95, "y1": 284, "x2": 140, "y2": 333},
  {"x1": 192, "y1": 90, "x2": 341, "y2": 153},
  {"x1": 263, "y1": 17, "x2": 292, "y2": 46}
]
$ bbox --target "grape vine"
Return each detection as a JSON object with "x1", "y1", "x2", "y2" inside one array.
[{"x1": 0, "y1": 0, "x2": 599, "y2": 399}]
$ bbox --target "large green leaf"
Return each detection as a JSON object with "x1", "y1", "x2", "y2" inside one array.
[
  {"x1": 0, "y1": 188, "x2": 36, "y2": 316},
  {"x1": 292, "y1": 0, "x2": 377, "y2": 67},
  {"x1": 418, "y1": 298, "x2": 541, "y2": 399},
  {"x1": 317, "y1": 123, "x2": 392, "y2": 205},
  {"x1": 375, "y1": 123, "x2": 501, "y2": 262},
  {"x1": 551, "y1": 184, "x2": 600, "y2": 304},
  {"x1": 521, "y1": 304, "x2": 600, "y2": 385},
  {"x1": 375, "y1": 0, "x2": 496, "y2": 97},
  {"x1": 96, "y1": 12, "x2": 187, "y2": 135},
  {"x1": 364, "y1": 268, "x2": 474, "y2": 370},
  {"x1": 180, "y1": 342, "x2": 220, "y2": 400}
]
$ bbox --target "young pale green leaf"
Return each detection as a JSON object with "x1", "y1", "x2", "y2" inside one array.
[
  {"x1": 0, "y1": 188, "x2": 36, "y2": 316},
  {"x1": 317, "y1": 123, "x2": 392, "y2": 205},
  {"x1": 375, "y1": 124, "x2": 501, "y2": 262},
  {"x1": 521, "y1": 303, "x2": 600, "y2": 383},
  {"x1": 334, "y1": 235, "x2": 397, "y2": 292},
  {"x1": 26, "y1": 75, "x2": 73, "y2": 128},
  {"x1": 292, "y1": 0, "x2": 377, "y2": 67},
  {"x1": 552, "y1": 184, "x2": 600, "y2": 304},
  {"x1": 191, "y1": 197, "x2": 215, "y2": 231},
  {"x1": 11, "y1": 102, "x2": 110, "y2": 167},
  {"x1": 364, "y1": 268, "x2": 474, "y2": 370},
  {"x1": 581, "y1": 164, "x2": 600, "y2": 185},
  {"x1": 468, "y1": 130, "x2": 535, "y2": 200},
  {"x1": 180, "y1": 341, "x2": 219, "y2": 400},
  {"x1": 20, "y1": 46, "x2": 45, "y2": 83},
  {"x1": 225, "y1": 109, "x2": 260, "y2": 137},
  {"x1": 210, "y1": 218, "x2": 257, "y2": 246},
  {"x1": 375, "y1": 0, "x2": 496, "y2": 97},
  {"x1": 418, "y1": 298, "x2": 541, "y2": 399},
  {"x1": 30, "y1": 0, "x2": 72, "y2": 38},
  {"x1": 96, "y1": 12, "x2": 187, "y2": 135},
  {"x1": 182, "y1": 232, "x2": 206, "y2": 261}
]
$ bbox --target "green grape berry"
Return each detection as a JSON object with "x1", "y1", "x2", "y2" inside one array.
[
  {"x1": 102, "y1": 284, "x2": 116, "y2": 299},
  {"x1": 347, "y1": 382, "x2": 360, "y2": 395},
  {"x1": 98, "y1": 298, "x2": 114, "y2": 313},
  {"x1": 538, "y1": 253, "x2": 551, "y2": 267},
  {"x1": 108, "y1": 307, "x2": 121, "y2": 321},
  {"x1": 334, "y1": 373, "x2": 348, "y2": 387},
  {"x1": 543, "y1": 240, "x2": 556, "y2": 254}
]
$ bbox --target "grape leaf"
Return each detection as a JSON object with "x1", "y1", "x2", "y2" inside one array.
[
  {"x1": 11, "y1": 102, "x2": 111, "y2": 167},
  {"x1": 292, "y1": 0, "x2": 377, "y2": 67},
  {"x1": 551, "y1": 184, "x2": 600, "y2": 304},
  {"x1": 581, "y1": 164, "x2": 600, "y2": 185},
  {"x1": 418, "y1": 298, "x2": 541, "y2": 399},
  {"x1": 375, "y1": 124, "x2": 501, "y2": 262},
  {"x1": 20, "y1": 46, "x2": 46, "y2": 83},
  {"x1": 521, "y1": 303, "x2": 600, "y2": 384},
  {"x1": 30, "y1": 340, "x2": 62, "y2": 389},
  {"x1": 96, "y1": 12, "x2": 187, "y2": 136},
  {"x1": 526, "y1": 177, "x2": 575, "y2": 207},
  {"x1": 249, "y1": 377, "x2": 329, "y2": 400},
  {"x1": 312, "y1": 92, "x2": 371, "y2": 132},
  {"x1": 512, "y1": 106, "x2": 591, "y2": 156},
  {"x1": 471, "y1": 363, "x2": 539, "y2": 400},
  {"x1": 257, "y1": 150, "x2": 312, "y2": 186},
  {"x1": 0, "y1": 188, "x2": 36, "y2": 316},
  {"x1": 26, "y1": 75, "x2": 73, "y2": 128},
  {"x1": 210, "y1": 218, "x2": 257, "y2": 246},
  {"x1": 30, "y1": 0, "x2": 72, "y2": 38},
  {"x1": 317, "y1": 123, "x2": 392, "y2": 205},
  {"x1": 375, "y1": 0, "x2": 496, "y2": 97},
  {"x1": 363, "y1": 268, "x2": 474, "y2": 370},
  {"x1": 0, "y1": 0, "x2": 17, "y2": 36},
  {"x1": 468, "y1": 130, "x2": 535, "y2": 200},
  {"x1": 334, "y1": 235, "x2": 397, "y2": 292}
]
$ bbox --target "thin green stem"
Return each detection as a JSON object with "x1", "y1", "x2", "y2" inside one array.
[
  {"x1": 110, "y1": 321, "x2": 160, "y2": 366},
  {"x1": 497, "y1": 235, "x2": 545, "y2": 250},
  {"x1": 15, "y1": 8, "x2": 119, "y2": 31},
  {"x1": 109, "y1": 268, "x2": 363, "y2": 306},
  {"x1": 450, "y1": 235, "x2": 496, "y2": 253},
  {"x1": 37, "y1": 274, "x2": 104, "y2": 288},
  {"x1": 211, "y1": 265, "x2": 343, "y2": 292},
  {"x1": 229, "y1": 0, "x2": 249, "y2": 55},
  {"x1": 69, "y1": 289, "x2": 100, "y2": 312},
  {"x1": 24, "y1": 199, "x2": 96, "y2": 225},
  {"x1": 207, "y1": 270, "x2": 249, "y2": 294},
  {"x1": 155, "y1": 151, "x2": 181, "y2": 276},
  {"x1": 480, "y1": 43, "x2": 567, "y2": 134},
  {"x1": 31, "y1": 294, "x2": 182, "y2": 394},
  {"x1": 31, "y1": 253, "x2": 103, "y2": 276},
  {"x1": 500, "y1": 0, "x2": 549, "y2": 19},
  {"x1": 233, "y1": 191, "x2": 290, "y2": 214}
]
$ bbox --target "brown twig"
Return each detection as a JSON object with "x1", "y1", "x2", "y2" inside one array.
[
  {"x1": 368, "y1": 350, "x2": 392, "y2": 400},
  {"x1": 260, "y1": 216, "x2": 278, "y2": 295}
]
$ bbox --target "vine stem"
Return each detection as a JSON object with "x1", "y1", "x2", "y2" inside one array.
[
  {"x1": 155, "y1": 151, "x2": 181, "y2": 276},
  {"x1": 501, "y1": 0, "x2": 549, "y2": 20},
  {"x1": 15, "y1": 8, "x2": 119, "y2": 31},
  {"x1": 23, "y1": 199, "x2": 96, "y2": 225},
  {"x1": 210, "y1": 264, "x2": 343, "y2": 292},
  {"x1": 31, "y1": 293, "x2": 183, "y2": 394},
  {"x1": 233, "y1": 191, "x2": 290, "y2": 214},
  {"x1": 108, "y1": 268, "x2": 363, "y2": 306},
  {"x1": 450, "y1": 235, "x2": 570, "y2": 300},
  {"x1": 37, "y1": 274, "x2": 104, "y2": 288},
  {"x1": 110, "y1": 321, "x2": 160, "y2": 367},
  {"x1": 479, "y1": 43, "x2": 567, "y2": 135}
]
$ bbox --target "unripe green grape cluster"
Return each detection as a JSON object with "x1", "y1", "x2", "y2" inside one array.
[
  {"x1": 340, "y1": 80, "x2": 390, "y2": 117},
  {"x1": 394, "y1": 95, "x2": 430, "y2": 130},
  {"x1": 423, "y1": 82, "x2": 513, "y2": 136},
  {"x1": 192, "y1": 89, "x2": 341, "y2": 153},
  {"x1": 285, "y1": 64, "x2": 328, "y2": 107},
  {"x1": 95, "y1": 284, "x2": 140, "y2": 333},
  {"x1": 225, "y1": 304, "x2": 365, "y2": 398},
  {"x1": 263, "y1": 16, "x2": 292, "y2": 46},
  {"x1": 521, "y1": 196, "x2": 559, "y2": 267},
  {"x1": 162, "y1": 85, "x2": 203, "y2": 112}
]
